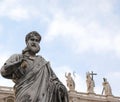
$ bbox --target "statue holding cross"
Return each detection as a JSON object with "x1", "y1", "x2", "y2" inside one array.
[
  {"x1": 86, "y1": 71, "x2": 97, "y2": 94},
  {"x1": 90, "y1": 71, "x2": 97, "y2": 81}
]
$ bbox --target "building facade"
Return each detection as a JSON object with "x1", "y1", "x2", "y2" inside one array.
[
  {"x1": 69, "y1": 90, "x2": 120, "y2": 102},
  {"x1": 0, "y1": 86, "x2": 120, "y2": 102},
  {"x1": 0, "y1": 86, "x2": 14, "y2": 102}
]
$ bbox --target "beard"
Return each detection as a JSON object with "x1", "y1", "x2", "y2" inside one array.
[{"x1": 27, "y1": 43, "x2": 40, "y2": 54}]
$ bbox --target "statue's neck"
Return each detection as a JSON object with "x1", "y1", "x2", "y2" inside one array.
[{"x1": 23, "y1": 51, "x2": 36, "y2": 59}]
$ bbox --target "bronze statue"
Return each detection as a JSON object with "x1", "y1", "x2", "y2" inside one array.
[{"x1": 1, "y1": 31, "x2": 69, "y2": 102}]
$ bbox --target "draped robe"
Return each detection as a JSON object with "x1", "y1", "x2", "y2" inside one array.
[{"x1": 1, "y1": 54, "x2": 69, "y2": 102}]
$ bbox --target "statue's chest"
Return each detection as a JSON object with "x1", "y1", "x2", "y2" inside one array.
[{"x1": 24, "y1": 59, "x2": 35, "y2": 73}]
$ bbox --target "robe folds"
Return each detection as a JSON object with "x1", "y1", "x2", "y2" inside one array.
[{"x1": 1, "y1": 54, "x2": 69, "y2": 102}]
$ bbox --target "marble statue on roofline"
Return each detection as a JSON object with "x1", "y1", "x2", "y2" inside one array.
[
  {"x1": 86, "y1": 71, "x2": 95, "y2": 94},
  {"x1": 65, "y1": 72, "x2": 75, "y2": 91},
  {"x1": 102, "y1": 78, "x2": 112, "y2": 96}
]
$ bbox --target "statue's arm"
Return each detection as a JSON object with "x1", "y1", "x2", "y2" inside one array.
[
  {"x1": 1, "y1": 54, "x2": 23, "y2": 79},
  {"x1": 65, "y1": 72, "x2": 67, "y2": 78},
  {"x1": 45, "y1": 62, "x2": 69, "y2": 100},
  {"x1": 46, "y1": 62, "x2": 61, "y2": 84}
]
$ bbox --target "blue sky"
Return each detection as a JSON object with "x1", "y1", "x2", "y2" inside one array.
[{"x1": 0, "y1": 0, "x2": 120, "y2": 96}]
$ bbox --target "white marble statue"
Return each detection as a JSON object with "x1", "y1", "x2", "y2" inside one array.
[
  {"x1": 65, "y1": 72, "x2": 75, "y2": 91},
  {"x1": 86, "y1": 72, "x2": 95, "y2": 94},
  {"x1": 102, "y1": 78, "x2": 112, "y2": 96}
]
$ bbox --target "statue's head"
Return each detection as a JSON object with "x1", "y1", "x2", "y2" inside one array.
[
  {"x1": 23, "y1": 31, "x2": 41, "y2": 54},
  {"x1": 68, "y1": 72, "x2": 71, "y2": 76},
  {"x1": 25, "y1": 31, "x2": 41, "y2": 44},
  {"x1": 103, "y1": 78, "x2": 107, "y2": 82},
  {"x1": 86, "y1": 72, "x2": 90, "y2": 78}
]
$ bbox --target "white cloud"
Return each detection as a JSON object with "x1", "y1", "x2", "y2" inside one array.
[
  {"x1": 0, "y1": 0, "x2": 116, "y2": 22},
  {"x1": 0, "y1": 0, "x2": 40, "y2": 21},
  {"x1": 8, "y1": 8, "x2": 29, "y2": 21},
  {"x1": 45, "y1": 13, "x2": 110, "y2": 52},
  {"x1": 113, "y1": 35, "x2": 120, "y2": 56},
  {"x1": 43, "y1": 0, "x2": 120, "y2": 56},
  {"x1": 95, "y1": 0, "x2": 114, "y2": 13}
]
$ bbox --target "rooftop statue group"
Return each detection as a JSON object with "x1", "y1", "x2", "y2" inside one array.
[
  {"x1": 1, "y1": 31, "x2": 69, "y2": 102},
  {"x1": 65, "y1": 71, "x2": 112, "y2": 96}
]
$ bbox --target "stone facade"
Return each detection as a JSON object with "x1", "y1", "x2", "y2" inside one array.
[
  {"x1": 0, "y1": 86, "x2": 120, "y2": 102},
  {"x1": 69, "y1": 90, "x2": 120, "y2": 102},
  {"x1": 0, "y1": 86, "x2": 14, "y2": 102}
]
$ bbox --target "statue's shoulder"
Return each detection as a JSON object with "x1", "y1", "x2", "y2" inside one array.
[
  {"x1": 37, "y1": 55, "x2": 49, "y2": 64},
  {"x1": 9, "y1": 54, "x2": 22, "y2": 58},
  {"x1": 7, "y1": 54, "x2": 23, "y2": 61},
  {"x1": 37, "y1": 55, "x2": 46, "y2": 61}
]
